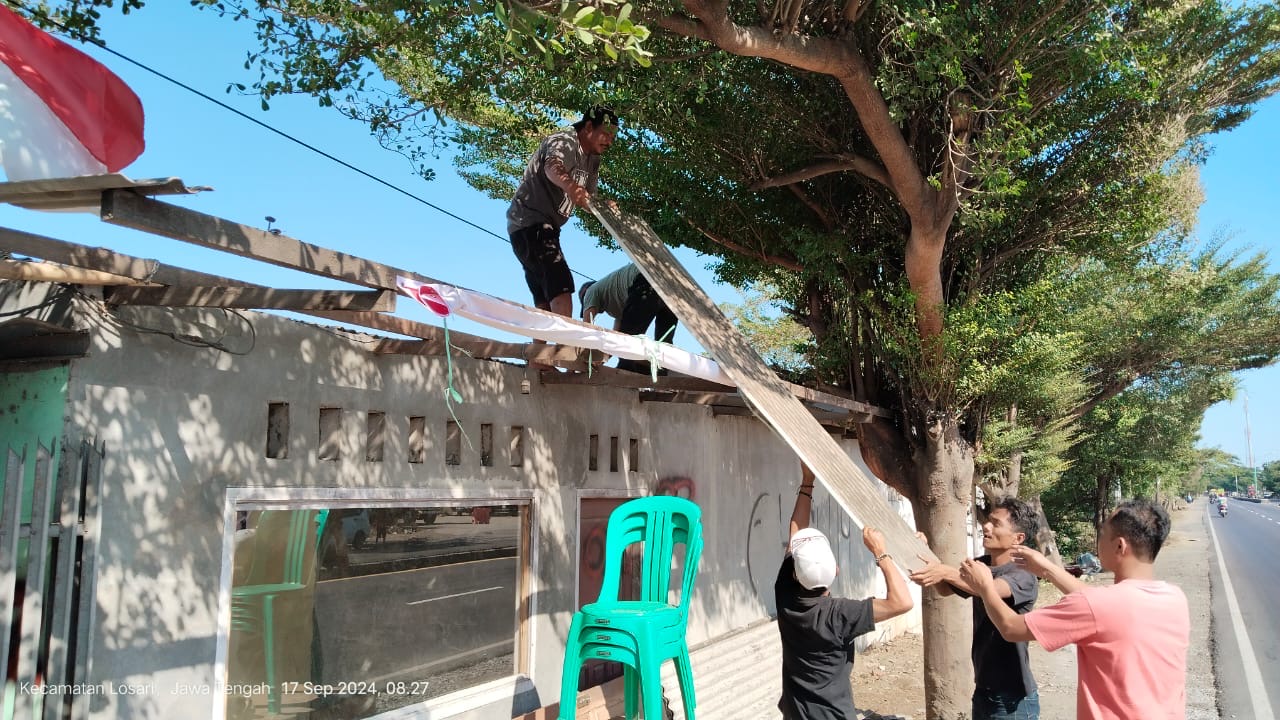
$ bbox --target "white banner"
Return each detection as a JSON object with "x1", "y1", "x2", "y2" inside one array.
[{"x1": 396, "y1": 276, "x2": 734, "y2": 385}]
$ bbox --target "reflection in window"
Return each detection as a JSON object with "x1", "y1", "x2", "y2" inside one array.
[{"x1": 226, "y1": 504, "x2": 525, "y2": 719}]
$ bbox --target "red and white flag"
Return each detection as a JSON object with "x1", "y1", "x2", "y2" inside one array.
[{"x1": 0, "y1": 5, "x2": 144, "y2": 180}]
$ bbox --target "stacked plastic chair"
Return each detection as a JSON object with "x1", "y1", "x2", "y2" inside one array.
[
  {"x1": 559, "y1": 496, "x2": 703, "y2": 720},
  {"x1": 230, "y1": 509, "x2": 316, "y2": 714}
]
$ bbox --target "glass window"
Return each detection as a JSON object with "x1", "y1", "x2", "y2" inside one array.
[{"x1": 225, "y1": 502, "x2": 527, "y2": 719}]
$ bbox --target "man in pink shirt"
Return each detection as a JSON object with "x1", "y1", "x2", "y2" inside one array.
[{"x1": 960, "y1": 499, "x2": 1190, "y2": 720}]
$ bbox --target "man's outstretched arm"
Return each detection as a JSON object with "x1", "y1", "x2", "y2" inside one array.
[
  {"x1": 911, "y1": 559, "x2": 1012, "y2": 600},
  {"x1": 865, "y1": 527, "x2": 913, "y2": 621},
  {"x1": 789, "y1": 463, "x2": 815, "y2": 542},
  {"x1": 1012, "y1": 545, "x2": 1086, "y2": 595},
  {"x1": 960, "y1": 559, "x2": 1034, "y2": 641}
]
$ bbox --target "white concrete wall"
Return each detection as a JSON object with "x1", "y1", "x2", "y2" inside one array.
[{"x1": 32, "y1": 299, "x2": 920, "y2": 719}]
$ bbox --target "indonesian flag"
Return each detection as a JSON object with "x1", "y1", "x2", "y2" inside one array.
[{"x1": 0, "y1": 5, "x2": 144, "y2": 180}]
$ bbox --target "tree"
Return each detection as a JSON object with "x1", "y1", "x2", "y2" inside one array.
[
  {"x1": 721, "y1": 284, "x2": 812, "y2": 377},
  {"x1": 34, "y1": 0, "x2": 1280, "y2": 715},
  {"x1": 1043, "y1": 366, "x2": 1232, "y2": 555},
  {"x1": 1260, "y1": 460, "x2": 1280, "y2": 494}
]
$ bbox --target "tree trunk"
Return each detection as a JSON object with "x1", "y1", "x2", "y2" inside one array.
[
  {"x1": 1005, "y1": 449, "x2": 1023, "y2": 498},
  {"x1": 1004, "y1": 404, "x2": 1021, "y2": 497},
  {"x1": 1095, "y1": 475, "x2": 1112, "y2": 536},
  {"x1": 1026, "y1": 495, "x2": 1063, "y2": 567},
  {"x1": 913, "y1": 421, "x2": 975, "y2": 720}
]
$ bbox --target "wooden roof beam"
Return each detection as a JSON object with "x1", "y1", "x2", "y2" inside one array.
[
  {"x1": 106, "y1": 286, "x2": 396, "y2": 312},
  {"x1": 101, "y1": 190, "x2": 438, "y2": 291},
  {"x1": 0, "y1": 258, "x2": 150, "y2": 286},
  {"x1": 371, "y1": 338, "x2": 592, "y2": 365},
  {"x1": 538, "y1": 366, "x2": 736, "y2": 393},
  {"x1": 1, "y1": 225, "x2": 249, "y2": 288}
]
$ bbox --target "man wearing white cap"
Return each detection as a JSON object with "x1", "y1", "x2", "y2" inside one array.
[{"x1": 776, "y1": 463, "x2": 914, "y2": 719}]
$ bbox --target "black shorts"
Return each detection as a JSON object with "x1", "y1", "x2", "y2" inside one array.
[{"x1": 510, "y1": 223, "x2": 575, "y2": 307}]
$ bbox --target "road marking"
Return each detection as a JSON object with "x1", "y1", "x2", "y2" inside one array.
[
  {"x1": 1207, "y1": 513, "x2": 1276, "y2": 719},
  {"x1": 408, "y1": 585, "x2": 504, "y2": 605},
  {"x1": 318, "y1": 555, "x2": 516, "y2": 585},
  {"x1": 360, "y1": 639, "x2": 514, "y2": 686}
]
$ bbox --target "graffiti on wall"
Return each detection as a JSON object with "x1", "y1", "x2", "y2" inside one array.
[
  {"x1": 745, "y1": 490, "x2": 862, "y2": 604},
  {"x1": 653, "y1": 475, "x2": 696, "y2": 500},
  {"x1": 746, "y1": 492, "x2": 785, "y2": 599}
]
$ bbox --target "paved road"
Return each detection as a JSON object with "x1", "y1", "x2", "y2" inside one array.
[
  {"x1": 314, "y1": 556, "x2": 518, "y2": 686},
  {"x1": 1206, "y1": 497, "x2": 1280, "y2": 718}
]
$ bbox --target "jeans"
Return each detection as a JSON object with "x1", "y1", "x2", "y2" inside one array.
[{"x1": 972, "y1": 688, "x2": 1039, "y2": 720}]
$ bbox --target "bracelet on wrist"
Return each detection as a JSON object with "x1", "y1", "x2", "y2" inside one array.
[
  {"x1": 875, "y1": 553, "x2": 891, "y2": 563},
  {"x1": 797, "y1": 489, "x2": 812, "y2": 498}
]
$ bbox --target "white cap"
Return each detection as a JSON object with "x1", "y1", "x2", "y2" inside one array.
[{"x1": 790, "y1": 528, "x2": 838, "y2": 590}]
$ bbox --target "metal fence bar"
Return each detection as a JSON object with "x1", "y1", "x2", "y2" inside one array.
[
  {"x1": 70, "y1": 439, "x2": 103, "y2": 720},
  {"x1": 0, "y1": 446, "x2": 26, "y2": 696},
  {"x1": 15, "y1": 440, "x2": 57, "y2": 719},
  {"x1": 43, "y1": 439, "x2": 85, "y2": 720}
]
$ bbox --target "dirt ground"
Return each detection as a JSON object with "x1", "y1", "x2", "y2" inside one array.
[{"x1": 847, "y1": 581, "x2": 1083, "y2": 720}]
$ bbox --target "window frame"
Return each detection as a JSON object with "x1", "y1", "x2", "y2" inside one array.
[{"x1": 214, "y1": 486, "x2": 538, "y2": 720}]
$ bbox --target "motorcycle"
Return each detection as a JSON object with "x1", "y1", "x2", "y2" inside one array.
[{"x1": 1218, "y1": 502, "x2": 1228, "y2": 518}]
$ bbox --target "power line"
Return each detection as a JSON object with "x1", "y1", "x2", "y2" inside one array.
[{"x1": 6, "y1": 0, "x2": 598, "y2": 282}]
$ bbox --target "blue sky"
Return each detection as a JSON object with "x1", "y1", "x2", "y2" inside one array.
[{"x1": 2, "y1": 3, "x2": 1276, "y2": 467}]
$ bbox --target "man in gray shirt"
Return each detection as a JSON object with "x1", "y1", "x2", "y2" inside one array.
[
  {"x1": 579, "y1": 263, "x2": 678, "y2": 374},
  {"x1": 507, "y1": 106, "x2": 618, "y2": 320}
]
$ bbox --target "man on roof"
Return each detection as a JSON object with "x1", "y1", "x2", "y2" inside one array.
[{"x1": 506, "y1": 105, "x2": 619, "y2": 321}]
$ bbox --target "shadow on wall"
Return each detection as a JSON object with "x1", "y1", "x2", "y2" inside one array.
[
  {"x1": 51, "y1": 299, "x2": 590, "y2": 717},
  {"x1": 4, "y1": 286, "x2": 914, "y2": 717}
]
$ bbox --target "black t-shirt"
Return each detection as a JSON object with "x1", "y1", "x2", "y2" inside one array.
[
  {"x1": 955, "y1": 555, "x2": 1038, "y2": 695},
  {"x1": 775, "y1": 555, "x2": 876, "y2": 719}
]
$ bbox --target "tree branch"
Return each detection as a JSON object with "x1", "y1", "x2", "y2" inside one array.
[
  {"x1": 683, "y1": 217, "x2": 804, "y2": 271},
  {"x1": 671, "y1": 0, "x2": 856, "y2": 74},
  {"x1": 652, "y1": 12, "x2": 712, "y2": 41},
  {"x1": 842, "y1": 0, "x2": 869, "y2": 23},
  {"x1": 666, "y1": 0, "x2": 936, "y2": 221},
  {"x1": 1068, "y1": 371, "x2": 1140, "y2": 421},
  {"x1": 750, "y1": 155, "x2": 891, "y2": 190},
  {"x1": 788, "y1": 184, "x2": 836, "y2": 231}
]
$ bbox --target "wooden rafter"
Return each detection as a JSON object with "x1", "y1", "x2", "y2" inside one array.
[
  {"x1": 101, "y1": 190, "x2": 436, "y2": 291},
  {"x1": 371, "y1": 338, "x2": 589, "y2": 365},
  {"x1": 0, "y1": 175, "x2": 202, "y2": 211},
  {"x1": 1, "y1": 226, "x2": 249, "y2": 288},
  {"x1": 0, "y1": 258, "x2": 150, "y2": 286},
  {"x1": 107, "y1": 286, "x2": 396, "y2": 312}
]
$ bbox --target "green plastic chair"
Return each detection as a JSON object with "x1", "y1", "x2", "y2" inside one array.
[
  {"x1": 231, "y1": 509, "x2": 316, "y2": 714},
  {"x1": 559, "y1": 496, "x2": 703, "y2": 720}
]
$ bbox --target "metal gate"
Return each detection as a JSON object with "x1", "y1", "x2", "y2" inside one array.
[{"x1": 1, "y1": 438, "x2": 104, "y2": 720}]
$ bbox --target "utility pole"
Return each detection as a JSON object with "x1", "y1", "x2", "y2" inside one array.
[{"x1": 1245, "y1": 393, "x2": 1260, "y2": 494}]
